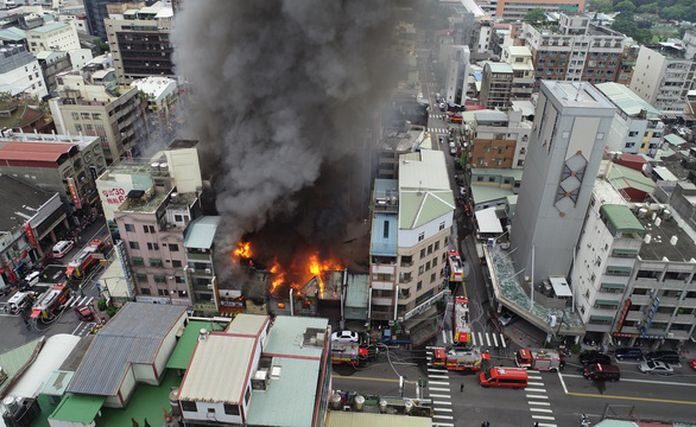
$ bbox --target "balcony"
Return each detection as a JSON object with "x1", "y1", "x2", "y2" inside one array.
[
  {"x1": 659, "y1": 297, "x2": 681, "y2": 306},
  {"x1": 625, "y1": 311, "x2": 643, "y2": 321},
  {"x1": 651, "y1": 312, "x2": 673, "y2": 323},
  {"x1": 186, "y1": 252, "x2": 212, "y2": 262},
  {"x1": 629, "y1": 295, "x2": 649, "y2": 305},
  {"x1": 372, "y1": 296, "x2": 393, "y2": 306},
  {"x1": 371, "y1": 281, "x2": 394, "y2": 291},
  {"x1": 672, "y1": 314, "x2": 694, "y2": 324}
]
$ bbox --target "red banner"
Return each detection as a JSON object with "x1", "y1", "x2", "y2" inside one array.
[
  {"x1": 24, "y1": 223, "x2": 38, "y2": 248},
  {"x1": 66, "y1": 177, "x2": 82, "y2": 209}
]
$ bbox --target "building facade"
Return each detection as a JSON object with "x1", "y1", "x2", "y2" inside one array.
[
  {"x1": 445, "y1": 45, "x2": 470, "y2": 106},
  {"x1": 502, "y1": 45, "x2": 534, "y2": 100},
  {"x1": 25, "y1": 22, "x2": 80, "y2": 54},
  {"x1": 105, "y1": 1, "x2": 174, "y2": 84},
  {"x1": 83, "y1": 0, "x2": 158, "y2": 40},
  {"x1": 0, "y1": 45, "x2": 47, "y2": 98},
  {"x1": 480, "y1": 62, "x2": 513, "y2": 109},
  {"x1": 511, "y1": 81, "x2": 615, "y2": 283},
  {"x1": 183, "y1": 216, "x2": 224, "y2": 315},
  {"x1": 36, "y1": 50, "x2": 71, "y2": 95},
  {"x1": 488, "y1": 0, "x2": 584, "y2": 18},
  {"x1": 468, "y1": 109, "x2": 531, "y2": 169},
  {"x1": 629, "y1": 45, "x2": 696, "y2": 113}
]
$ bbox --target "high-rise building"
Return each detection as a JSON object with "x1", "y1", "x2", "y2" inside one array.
[
  {"x1": 480, "y1": 62, "x2": 513, "y2": 109},
  {"x1": 83, "y1": 0, "x2": 157, "y2": 40},
  {"x1": 468, "y1": 109, "x2": 531, "y2": 169},
  {"x1": 502, "y1": 45, "x2": 534, "y2": 100},
  {"x1": 629, "y1": 44, "x2": 696, "y2": 114},
  {"x1": 105, "y1": 1, "x2": 174, "y2": 84},
  {"x1": 511, "y1": 81, "x2": 615, "y2": 283},
  {"x1": 445, "y1": 45, "x2": 470, "y2": 106}
]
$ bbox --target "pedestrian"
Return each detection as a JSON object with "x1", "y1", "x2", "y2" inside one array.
[{"x1": 460, "y1": 383, "x2": 464, "y2": 392}]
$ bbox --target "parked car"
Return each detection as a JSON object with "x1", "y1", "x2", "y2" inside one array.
[
  {"x1": 579, "y1": 350, "x2": 611, "y2": 366},
  {"x1": 74, "y1": 305, "x2": 95, "y2": 322},
  {"x1": 331, "y1": 330, "x2": 359, "y2": 343},
  {"x1": 614, "y1": 347, "x2": 643, "y2": 361},
  {"x1": 449, "y1": 146, "x2": 457, "y2": 155},
  {"x1": 638, "y1": 360, "x2": 674, "y2": 375},
  {"x1": 52, "y1": 240, "x2": 74, "y2": 258},
  {"x1": 689, "y1": 359, "x2": 696, "y2": 370},
  {"x1": 583, "y1": 363, "x2": 620, "y2": 381},
  {"x1": 646, "y1": 350, "x2": 680, "y2": 365}
]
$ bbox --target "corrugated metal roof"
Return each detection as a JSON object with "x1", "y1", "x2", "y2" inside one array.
[
  {"x1": 225, "y1": 313, "x2": 269, "y2": 336},
  {"x1": 183, "y1": 216, "x2": 220, "y2": 249},
  {"x1": 264, "y1": 316, "x2": 328, "y2": 358},
  {"x1": 325, "y1": 411, "x2": 432, "y2": 427},
  {"x1": 178, "y1": 334, "x2": 256, "y2": 404},
  {"x1": 28, "y1": 22, "x2": 70, "y2": 34},
  {"x1": 67, "y1": 303, "x2": 185, "y2": 396},
  {"x1": 0, "y1": 142, "x2": 75, "y2": 163},
  {"x1": 595, "y1": 82, "x2": 660, "y2": 118},
  {"x1": 600, "y1": 204, "x2": 645, "y2": 236}
]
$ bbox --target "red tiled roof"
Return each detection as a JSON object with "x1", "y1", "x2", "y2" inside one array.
[{"x1": 0, "y1": 142, "x2": 75, "y2": 163}]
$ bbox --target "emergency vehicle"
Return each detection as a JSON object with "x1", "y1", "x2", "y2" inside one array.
[
  {"x1": 479, "y1": 367, "x2": 528, "y2": 388},
  {"x1": 331, "y1": 341, "x2": 369, "y2": 367},
  {"x1": 30, "y1": 284, "x2": 70, "y2": 320},
  {"x1": 447, "y1": 250, "x2": 464, "y2": 283},
  {"x1": 452, "y1": 296, "x2": 471, "y2": 345},
  {"x1": 515, "y1": 348, "x2": 562, "y2": 372},
  {"x1": 431, "y1": 347, "x2": 490, "y2": 372},
  {"x1": 65, "y1": 240, "x2": 110, "y2": 280}
]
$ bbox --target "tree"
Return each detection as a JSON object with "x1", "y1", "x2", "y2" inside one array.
[
  {"x1": 615, "y1": 0, "x2": 637, "y2": 13},
  {"x1": 588, "y1": 0, "x2": 613, "y2": 13},
  {"x1": 636, "y1": 2, "x2": 658, "y2": 14},
  {"x1": 524, "y1": 8, "x2": 546, "y2": 24}
]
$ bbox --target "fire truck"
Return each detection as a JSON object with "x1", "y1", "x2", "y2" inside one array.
[
  {"x1": 515, "y1": 348, "x2": 562, "y2": 372},
  {"x1": 30, "y1": 284, "x2": 70, "y2": 320},
  {"x1": 447, "y1": 250, "x2": 464, "y2": 283},
  {"x1": 66, "y1": 240, "x2": 110, "y2": 280},
  {"x1": 331, "y1": 341, "x2": 369, "y2": 367},
  {"x1": 432, "y1": 347, "x2": 490, "y2": 372},
  {"x1": 452, "y1": 296, "x2": 471, "y2": 345}
]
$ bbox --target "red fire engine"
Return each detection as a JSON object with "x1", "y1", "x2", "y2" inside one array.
[
  {"x1": 331, "y1": 341, "x2": 369, "y2": 367},
  {"x1": 30, "y1": 284, "x2": 70, "y2": 320},
  {"x1": 453, "y1": 296, "x2": 472, "y2": 345},
  {"x1": 432, "y1": 347, "x2": 490, "y2": 372},
  {"x1": 66, "y1": 240, "x2": 110, "y2": 279},
  {"x1": 447, "y1": 250, "x2": 464, "y2": 283}
]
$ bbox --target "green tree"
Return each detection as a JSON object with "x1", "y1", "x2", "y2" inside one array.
[
  {"x1": 588, "y1": 0, "x2": 613, "y2": 13},
  {"x1": 637, "y1": 2, "x2": 658, "y2": 14},
  {"x1": 524, "y1": 8, "x2": 546, "y2": 24},
  {"x1": 615, "y1": 0, "x2": 637, "y2": 14}
]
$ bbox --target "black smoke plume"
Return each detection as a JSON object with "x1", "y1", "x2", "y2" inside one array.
[{"x1": 172, "y1": 1, "x2": 400, "y2": 283}]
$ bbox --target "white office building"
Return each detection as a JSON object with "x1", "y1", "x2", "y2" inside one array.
[{"x1": 445, "y1": 45, "x2": 470, "y2": 106}]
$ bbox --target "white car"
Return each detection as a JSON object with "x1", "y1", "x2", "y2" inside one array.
[
  {"x1": 331, "y1": 330, "x2": 360, "y2": 343},
  {"x1": 52, "y1": 240, "x2": 75, "y2": 258},
  {"x1": 638, "y1": 360, "x2": 674, "y2": 375},
  {"x1": 24, "y1": 271, "x2": 40, "y2": 287}
]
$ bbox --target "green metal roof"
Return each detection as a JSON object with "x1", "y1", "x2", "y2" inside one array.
[
  {"x1": 399, "y1": 190, "x2": 454, "y2": 229},
  {"x1": 29, "y1": 22, "x2": 69, "y2": 34},
  {"x1": 345, "y1": 274, "x2": 369, "y2": 320},
  {"x1": 664, "y1": 134, "x2": 686, "y2": 146},
  {"x1": 471, "y1": 167, "x2": 524, "y2": 180},
  {"x1": 49, "y1": 394, "x2": 105, "y2": 424},
  {"x1": 0, "y1": 338, "x2": 43, "y2": 396},
  {"x1": 264, "y1": 316, "x2": 328, "y2": 358},
  {"x1": 166, "y1": 320, "x2": 224, "y2": 370},
  {"x1": 600, "y1": 204, "x2": 645, "y2": 236},
  {"x1": 607, "y1": 163, "x2": 655, "y2": 195},
  {"x1": 470, "y1": 185, "x2": 514, "y2": 205},
  {"x1": 595, "y1": 82, "x2": 660, "y2": 118}
]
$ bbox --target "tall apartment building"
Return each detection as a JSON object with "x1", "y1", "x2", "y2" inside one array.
[
  {"x1": 480, "y1": 62, "x2": 513, "y2": 109},
  {"x1": 629, "y1": 44, "x2": 696, "y2": 114},
  {"x1": 0, "y1": 45, "x2": 47, "y2": 98},
  {"x1": 49, "y1": 70, "x2": 147, "y2": 163},
  {"x1": 130, "y1": 75, "x2": 177, "y2": 120},
  {"x1": 114, "y1": 186, "x2": 200, "y2": 306},
  {"x1": 511, "y1": 81, "x2": 615, "y2": 283},
  {"x1": 0, "y1": 133, "x2": 107, "y2": 211},
  {"x1": 36, "y1": 50, "x2": 71, "y2": 95},
  {"x1": 445, "y1": 45, "x2": 470, "y2": 106},
  {"x1": 595, "y1": 82, "x2": 664, "y2": 156},
  {"x1": 25, "y1": 22, "x2": 80, "y2": 54},
  {"x1": 368, "y1": 149, "x2": 454, "y2": 322},
  {"x1": 468, "y1": 109, "x2": 531, "y2": 169},
  {"x1": 105, "y1": 1, "x2": 174, "y2": 84},
  {"x1": 502, "y1": 45, "x2": 534, "y2": 100},
  {"x1": 183, "y1": 215, "x2": 222, "y2": 315},
  {"x1": 522, "y1": 13, "x2": 625, "y2": 84},
  {"x1": 476, "y1": 0, "x2": 584, "y2": 18},
  {"x1": 572, "y1": 180, "x2": 696, "y2": 345},
  {"x1": 616, "y1": 45, "x2": 638, "y2": 86},
  {"x1": 83, "y1": 0, "x2": 157, "y2": 40}
]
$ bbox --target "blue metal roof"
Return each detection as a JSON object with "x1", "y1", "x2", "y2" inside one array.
[
  {"x1": 370, "y1": 213, "x2": 397, "y2": 256},
  {"x1": 183, "y1": 216, "x2": 220, "y2": 249}
]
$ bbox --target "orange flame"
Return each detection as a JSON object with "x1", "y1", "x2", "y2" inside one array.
[
  {"x1": 307, "y1": 254, "x2": 342, "y2": 296},
  {"x1": 233, "y1": 241, "x2": 252, "y2": 259},
  {"x1": 269, "y1": 259, "x2": 285, "y2": 293}
]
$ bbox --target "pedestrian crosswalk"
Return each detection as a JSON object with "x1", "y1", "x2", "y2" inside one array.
[
  {"x1": 425, "y1": 348, "x2": 455, "y2": 427},
  {"x1": 470, "y1": 330, "x2": 507, "y2": 349},
  {"x1": 525, "y1": 370, "x2": 558, "y2": 427},
  {"x1": 66, "y1": 295, "x2": 94, "y2": 308},
  {"x1": 429, "y1": 113, "x2": 447, "y2": 120},
  {"x1": 428, "y1": 127, "x2": 448, "y2": 134}
]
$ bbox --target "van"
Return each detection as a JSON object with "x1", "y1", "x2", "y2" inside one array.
[
  {"x1": 646, "y1": 350, "x2": 680, "y2": 365},
  {"x1": 614, "y1": 347, "x2": 643, "y2": 361},
  {"x1": 583, "y1": 363, "x2": 620, "y2": 382},
  {"x1": 52, "y1": 240, "x2": 74, "y2": 259},
  {"x1": 7, "y1": 291, "x2": 32, "y2": 314},
  {"x1": 479, "y1": 367, "x2": 528, "y2": 389}
]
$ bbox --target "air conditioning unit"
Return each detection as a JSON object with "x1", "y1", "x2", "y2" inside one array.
[
  {"x1": 205, "y1": 268, "x2": 212, "y2": 274},
  {"x1": 206, "y1": 283, "x2": 213, "y2": 290},
  {"x1": 252, "y1": 369, "x2": 269, "y2": 391}
]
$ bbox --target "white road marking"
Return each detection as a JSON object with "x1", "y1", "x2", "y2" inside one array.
[
  {"x1": 428, "y1": 374, "x2": 449, "y2": 379},
  {"x1": 492, "y1": 333, "x2": 498, "y2": 347},
  {"x1": 432, "y1": 423, "x2": 455, "y2": 427},
  {"x1": 528, "y1": 375, "x2": 543, "y2": 380},
  {"x1": 537, "y1": 424, "x2": 558, "y2": 427},
  {"x1": 429, "y1": 394, "x2": 451, "y2": 398},
  {"x1": 531, "y1": 415, "x2": 556, "y2": 421},
  {"x1": 65, "y1": 296, "x2": 76, "y2": 307},
  {"x1": 528, "y1": 401, "x2": 551, "y2": 406},
  {"x1": 471, "y1": 333, "x2": 477, "y2": 346},
  {"x1": 84, "y1": 296, "x2": 94, "y2": 305},
  {"x1": 478, "y1": 331, "x2": 483, "y2": 345},
  {"x1": 529, "y1": 408, "x2": 553, "y2": 413},
  {"x1": 429, "y1": 381, "x2": 450, "y2": 386},
  {"x1": 500, "y1": 334, "x2": 506, "y2": 348},
  {"x1": 433, "y1": 415, "x2": 454, "y2": 420},
  {"x1": 71, "y1": 322, "x2": 82, "y2": 335},
  {"x1": 528, "y1": 370, "x2": 540, "y2": 374},
  {"x1": 441, "y1": 330, "x2": 447, "y2": 344},
  {"x1": 561, "y1": 373, "x2": 696, "y2": 388},
  {"x1": 525, "y1": 388, "x2": 547, "y2": 393},
  {"x1": 528, "y1": 382, "x2": 545, "y2": 386},
  {"x1": 558, "y1": 370, "x2": 569, "y2": 394},
  {"x1": 433, "y1": 407, "x2": 453, "y2": 413},
  {"x1": 434, "y1": 400, "x2": 452, "y2": 405},
  {"x1": 526, "y1": 394, "x2": 549, "y2": 400},
  {"x1": 485, "y1": 332, "x2": 491, "y2": 346},
  {"x1": 429, "y1": 387, "x2": 450, "y2": 392},
  {"x1": 428, "y1": 368, "x2": 448, "y2": 373}
]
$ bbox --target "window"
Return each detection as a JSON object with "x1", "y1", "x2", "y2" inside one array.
[
  {"x1": 147, "y1": 242, "x2": 159, "y2": 250},
  {"x1": 418, "y1": 232, "x2": 425, "y2": 242},
  {"x1": 124, "y1": 223, "x2": 135, "y2": 232},
  {"x1": 427, "y1": 244, "x2": 433, "y2": 255},
  {"x1": 418, "y1": 266, "x2": 424, "y2": 275},
  {"x1": 223, "y1": 403, "x2": 240, "y2": 415},
  {"x1": 431, "y1": 273, "x2": 436, "y2": 283},
  {"x1": 157, "y1": 289, "x2": 168, "y2": 296},
  {"x1": 149, "y1": 258, "x2": 162, "y2": 267},
  {"x1": 143, "y1": 225, "x2": 155, "y2": 233},
  {"x1": 128, "y1": 241, "x2": 140, "y2": 250},
  {"x1": 439, "y1": 221, "x2": 445, "y2": 231},
  {"x1": 432, "y1": 257, "x2": 437, "y2": 266},
  {"x1": 181, "y1": 401, "x2": 197, "y2": 412},
  {"x1": 420, "y1": 249, "x2": 426, "y2": 259},
  {"x1": 168, "y1": 244, "x2": 179, "y2": 252},
  {"x1": 383, "y1": 220, "x2": 389, "y2": 239},
  {"x1": 245, "y1": 387, "x2": 251, "y2": 405},
  {"x1": 140, "y1": 287, "x2": 151, "y2": 295},
  {"x1": 71, "y1": 112, "x2": 79, "y2": 121},
  {"x1": 154, "y1": 274, "x2": 166, "y2": 283},
  {"x1": 178, "y1": 290, "x2": 188, "y2": 298},
  {"x1": 172, "y1": 260, "x2": 182, "y2": 268},
  {"x1": 425, "y1": 261, "x2": 431, "y2": 271},
  {"x1": 131, "y1": 256, "x2": 144, "y2": 266},
  {"x1": 434, "y1": 241, "x2": 440, "y2": 251},
  {"x1": 417, "y1": 281, "x2": 422, "y2": 291},
  {"x1": 175, "y1": 276, "x2": 185, "y2": 283},
  {"x1": 135, "y1": 273, "x2": 147, "y2": 282}
]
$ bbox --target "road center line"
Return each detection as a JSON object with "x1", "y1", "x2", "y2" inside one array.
[{"x1": 561, "y1": 373, "x2": 696, "y2": 388}]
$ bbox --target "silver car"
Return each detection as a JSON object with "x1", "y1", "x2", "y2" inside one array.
[{"x1": 638, "y1": 360, "x2": 674, "y2": 375}]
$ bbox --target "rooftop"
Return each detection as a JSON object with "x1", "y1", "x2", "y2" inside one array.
[
  {"x1": 325, "y1": 411, "x2": 432, "y2": 427},
  {"x1": 606, "y1": 162, "x2": 656, "y2": 195},
  {"x1": 49, "y1": 394, "x2": 105, "y2": 425},
  {"x1": 600, "y1": 204, "x2": 645, "y2": 236},
  {"x1": 471, "y1": 184, "x2": 515, "y2": 205},
  {"x1": 0, "y1": 27, "x2": 26, "y2": 41},
  {"x1": 505, "y1": 45, "x2": 532, "y2": 58},
  {"x1": 0, "y1": 338, "x2": 43, "y2": 398},
  {"x1": 183, "y1": 216, "x2": 221, "y2": 250},
  {"x1": 67, "y1": 303, "x2": 186, "y2": 396},
  {"x1": 471, "y1": 167, "x2": 524, "y2": 180},
  {"x1": 0, "y1": 175, "x2": 57, "y2": 233},
  {"x1": 264, "y1": 315, "x2": 329, "y2": 358},
  {"x1": 485, "y1": 62, "x2": 513, "y2": 74},
  {"x1": 595, "y1": 82, "x2": 660, "y2": 118},
  {"x1": 543, "y1": 80, "x2": 615, "y2": 110},
  {"x1": 398, "y1": 150, "x2": 454, "y2": 229},
  {"x1": 28, "y1": 21, "x2": 70, "y2": 34},
  {"x1": 370, "y1": 212, "x2": 397, "y2": 256},
  {"x1": 166, "y1": 320, "x2": 227, "y2": 370},
  {"x1": 130, "y1": 76, "x2": 176, "y2": 100},
  {"x1": 0, "y1": 141, "x2": 76, "y2": 163},
  {"x1": 474, "y1": 109, "x2": 509, "y2": 123},
  {"x1": 664, "y1": 134, "x2": 687, "y2": 147},
  {"x1": 638, "y1": 211, "x2": 696, "y2": 262},
  {"x1": 226, "y1": 313, "x2": 270, "y2": 336}
]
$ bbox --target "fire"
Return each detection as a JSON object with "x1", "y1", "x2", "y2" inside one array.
[
  {"x1": 269, "y1": 260, "x2": 285, "y2": 293},
  {"x1": 233, "y1": 241, "x2": 252, "y2": 259},
  {"x1": 307, "y1": 254, "x2": 342, "y2": 296}
]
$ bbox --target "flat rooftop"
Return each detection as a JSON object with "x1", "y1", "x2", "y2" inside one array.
[
  {"x1": 595, "y1": 82, "x2": 660, "y2": 118},
  {"x1": 370, "y1": 212, "x2": 397, "y2": 256},
  {"x1": 0, "y1": 176, "x2": 57, "y2": 233},
  {"x1": 638, "y1": 213, "x2": 696, "y2": 262},
  {"x1": 542, "y1": 80, "x2": 615, "y2": 110},
  {"x1": 264, "y1": 316, "x2": 328, "y2": 358}
]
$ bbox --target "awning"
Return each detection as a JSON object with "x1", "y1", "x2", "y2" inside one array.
[
  {"x1": 475, "y1": 207, "x2": 503, "y2": 234},
  {"x1": 50, "y1": 394, "x2": 105, "y2": 424},
  {"x1": 549, "y1": 276, "x2": 572, "y2": 298}
]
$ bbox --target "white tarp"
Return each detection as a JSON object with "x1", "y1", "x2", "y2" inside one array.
[{"x1": 475, "y1": 207, "x2": 503, "y2": 234}]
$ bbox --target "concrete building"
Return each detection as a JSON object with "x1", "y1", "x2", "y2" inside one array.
[
  {"x1": 468, "y1": 109, "x2": 531, "y2": 169},
  {"x1": 501, "y1": 45, "x2": 534, "y2": 100},
  {"x1": 511, "y1": 81, "x2": 615, "y2": 284},
  {"x1": 481, "y1": 0, "x2": 584, "y2": 19},
  {"x1": 177, "y1": 315, "x2": 332, "y2": 427},
  {"x1": 183, "y1": 215, "x2": 224, "y2": 315},
  {"x1": 129, "y1": 75, "x2": 177, "y2": 119},
  {"x1": 114, "y1": 186, "x2": 200, "y2": 306},
  {"x1": 0, "y1": 45, "x2": 47, "y2": 98},
  {"x1": 83, "y1": 0, "x2": 157, "y2": 40},
  {"x1": 522, "y1": 13, "x2": 625, "y2": 84},
  {"x1": 105, "y1": 1, "x2": 174, "y2": 84},
  {"x1": 480, "y1": 62, "x2": 513, "y2": 109},
  {"x1": 596, "y1": 82, "x2": 664, "y2": 156},
  {"x1": 629, "y1": 44, "x2": 696, "y2": 114},
  {"x1": 35, "y1": 50, "x2": 71, "y2": 95},
  {"x1": 0, "y1": 133, "x2": 107, "y2": 211},
  {"x1": 445, "y1": 45, "x2": 470, "y2": 106},
  {"x1": 616, "y1": 45, "x2": 639, "y2": 87},
  {"x1": 368, "y1": 149, "x2": 454, "y2": 328},
  {"x1": 25, "y1": 22, "x2": 80, "y2": 54},
  {"x1": 49, "y1": 70, "x2": 147, "y2": 164},
  {"x1": 0, "y1": 176, "x2": 67, "y2": 288}
]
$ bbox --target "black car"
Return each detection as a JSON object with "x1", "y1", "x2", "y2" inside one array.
[
  {"x1": 646, "y1": 350, "x2": 680, "y2": 365},
  {"x1": 614, "y1": 347, "x2": 643, "y2": 361},
  {"x1": 579, "y1": 350, "x2": 611, "y2": 365}
]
